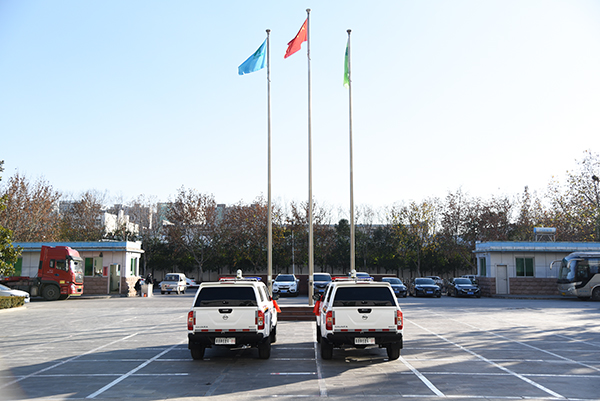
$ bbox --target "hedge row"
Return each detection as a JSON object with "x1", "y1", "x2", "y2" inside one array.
[{"x1": 0, "y1": 296, "x2": 26, "y2": 309}]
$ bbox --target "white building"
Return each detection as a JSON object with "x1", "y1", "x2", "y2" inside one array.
[
  {"x1": 13, "y1": 241, "x2": 144, "y2": 296},
  {"x1": 473, "y1": 241, "x2": 600, "y2": 296}
]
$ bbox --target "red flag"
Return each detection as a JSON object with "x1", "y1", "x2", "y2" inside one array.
[
  {"x1": 312, "y1": 300, "x2": 321, "y2": 316},
  {"x1": 284, "y1": 19, "x2": 308, "y2": 58}
]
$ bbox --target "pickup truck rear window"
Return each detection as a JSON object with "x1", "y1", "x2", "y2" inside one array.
[
  {"x1": 194, "y1": 287, "x2": 257, "y2": 307},
  {"x1": 332, "y1": 287, "x2": 395, "y2": 307}
]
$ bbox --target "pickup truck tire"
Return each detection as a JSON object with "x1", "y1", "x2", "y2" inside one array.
[
  {"x1": 320, "y1": 340, "x2": 333, "y2": 360},
  {"x1": 315, "y1": 325, "x2": 321, "y2": 343},
  {"x1": 386, "y1": 344, "x2": 401, "y2": 360},
  {"x1": 190, "y1": 346, "x2": 205, "y2": 360},
  {"x1": 258, "y1": 339, "x2": 271, "y2": 359},
  {"x1": 42, "y1": 285, "x2": 60, "y2": 301},
  {"x1": 270, "y1": 326, "x2": 277, "y2": 343}
]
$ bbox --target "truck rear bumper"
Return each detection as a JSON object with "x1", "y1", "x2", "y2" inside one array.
[
  {"x1": 325, "y1": 332, "x2": 403, "y2": 348},
  {"x1": 188, "y1": 332, "x2": 266, "y2": 348}
]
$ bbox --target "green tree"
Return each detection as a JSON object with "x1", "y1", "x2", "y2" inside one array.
[
  {"x1": 391, "y1": 199, "x2": 439, "y2": 277},
  {"x1": 0, "y1": 161, "x2": 21, "y2": 276}
]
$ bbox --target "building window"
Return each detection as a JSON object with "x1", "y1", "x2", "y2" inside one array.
[
  {"x1": 94, "y1": 259, "x2": 103, "y2": 276},
  {"x1": 130, "y1": 258, "x2": 137, "y2": 276},
  {"x1": 85, "y1": 258, "x2": 94, "y2": 276},
  {"x1": 479, "y1": 257, "x2": 487, "y2": 277},
  {"x1": 516, "y1": 257, "x2": 534, "y2": 277}
]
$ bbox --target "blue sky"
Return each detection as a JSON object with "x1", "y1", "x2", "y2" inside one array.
[{"x1": 1, "y1": 1, "x2": 599, "y2": 217}]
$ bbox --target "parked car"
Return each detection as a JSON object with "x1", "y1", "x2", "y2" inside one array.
[
  {"x1": 349, "y1": 271, "x2": 373, "y2": 280},
  {"x1": 186, "y1": 278, "x2": 199, "y2": 289},
  {"x1": 0, "y1": 284, "x2": 30, "y2": 303},
  {"x1": 160, "y1": 273, "x2": 188, "y2": 295},
  {"x1": 447, "y1": 278, "x2": 481, "y2": 298},
  {"x1": 313, "y1": 273, "x2": 332, "y2": 294},
  {"x1": 409, "y1": 277, "x2": 441, "y2": 297},
  {"x1": 272, "y1": 274, "x2": 299, "y2": 296},
  {"x1": 381, "y1": 277, "x2": 408, "y2": 298},
  {"x1": 424, "y1": 275, "x2": 444, "y2": 287},
  {"x1": 461, "y1": 275, "x2": 479, "y2": 285}
]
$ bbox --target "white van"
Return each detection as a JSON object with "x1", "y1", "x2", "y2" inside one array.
[{"x1": 160, "y1": 273, "x2": 188, "y2": 294}]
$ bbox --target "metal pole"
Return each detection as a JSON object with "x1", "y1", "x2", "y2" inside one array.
[
  {"x1": 307, "y1": 9, "x2": 314, "y2": 306},
  {"x1": 266, "y1": 29, "x2": 273, "y2": 294},
  {"x1": 347, "y1": 29, "x2": 355, "y2": 273}
]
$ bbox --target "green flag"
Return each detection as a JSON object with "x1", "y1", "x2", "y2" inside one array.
[{"x1": 343, "y1": 38, "x2": 350, "y2": 88}]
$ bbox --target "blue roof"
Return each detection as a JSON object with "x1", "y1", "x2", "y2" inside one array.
[
  {"x1": 13, "y1": 241, "x2": 144, "y2": 253},
  {"x1": 474, "y1": 241, "x2": 600, "y2": 253}
]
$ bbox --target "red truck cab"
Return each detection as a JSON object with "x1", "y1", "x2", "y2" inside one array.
[
  {"x1": 38, "y1": 245, "x2": 84, "y2": 300},
  {"x1": 2, "y1": 245, "x2": 84, "y2": 301}
]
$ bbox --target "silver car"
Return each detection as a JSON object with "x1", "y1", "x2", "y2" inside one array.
[{"x1": 0, "y1": 284, "x2": 30, "y2": 303}]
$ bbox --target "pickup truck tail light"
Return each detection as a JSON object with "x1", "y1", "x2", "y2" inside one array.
[
  {"x1": 187, "y1": 311, "x2": 195, "y2": 331},
  {"x1": 325, "y1": 310, "x2": 334, "y2": 330},
  {"x1": 396, "y1": 310, "x2": 403, "y2": 330},
  {"x1": 256, "y1": 310, "x2": 265, "y2": 330}
]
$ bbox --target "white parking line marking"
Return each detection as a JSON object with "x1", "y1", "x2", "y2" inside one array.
[
  {"x1": 86, "y1": 342, "x2": 183, "y2": 399},
  {"x1": 270, "y1": 372, "x2": 316, "y2": 375},
  {"x1": 445, "y1": 316, "x2": 600, "y2": 373},
  {"x1": 399, "y1": 356, "x2": 445, "y2": 397},
  {"x1": 313, "y1": 330, "x2": 328, "y2": 398},
  {"x1": 409, "y1": 320, "x2": 566, "y2": 399},
  {"x1": 0, "y1": 332, "x2": 139, "y2": 390}
]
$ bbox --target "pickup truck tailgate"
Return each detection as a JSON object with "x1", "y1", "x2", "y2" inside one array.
[
  {"x1": 193, "y1": 307, "x2": 257, "y2": 331},
  {"x1": 333, "y1": 307, "x2": 398, "y2": 331}
]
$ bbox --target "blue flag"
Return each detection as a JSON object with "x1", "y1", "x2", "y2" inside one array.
[{"x1": 238, "y1": 39, "x2": 267, "y2": 75}]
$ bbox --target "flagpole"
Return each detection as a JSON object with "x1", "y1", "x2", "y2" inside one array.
[
  {"x1": 306, "y1": 8, "x2": 314, "y2": 306},
  {"x1": 347, "y1": 29, "x2": 355, "y2": 273},
  {"x1": 266, "y1": 29, "x2": 273, "y2": 294}
]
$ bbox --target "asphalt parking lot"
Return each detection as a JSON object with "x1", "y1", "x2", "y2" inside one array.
[{"x1": 1, "y1": 293, "x2": 599, "y2": 400}]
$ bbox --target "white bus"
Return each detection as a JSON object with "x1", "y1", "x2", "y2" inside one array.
[{"x1": 554, "y1": 252, "x2": 600, "y2": 301}]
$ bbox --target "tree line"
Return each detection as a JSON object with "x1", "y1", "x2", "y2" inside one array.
[{"x1": 1, "y1": 150, "x2": 599, "y2": 279}]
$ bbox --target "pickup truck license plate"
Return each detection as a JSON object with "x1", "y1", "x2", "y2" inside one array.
[
  {"x1": 215, "y1": 337, "x2": 236, "y2": 345},
  {"x1": 355, "y1": 337, "x2": 375, "y2": 345}
]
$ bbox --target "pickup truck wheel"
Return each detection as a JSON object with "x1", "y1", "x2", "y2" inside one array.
[
  {"x1": 42, "y1": 285, "x2": 60, "y2": 301},
  {"x1": 258, "y1": 340, "x2": 271, "y2": 359},
  {"x1": 190, "y1": 347, "x2": 205, "y2": 360},
  {"x1": 320, "y1": 340, "x2": 333, "y2": 360},
  {"x1": 386, "y1": 344, "x2": 401, "y2": 360}
]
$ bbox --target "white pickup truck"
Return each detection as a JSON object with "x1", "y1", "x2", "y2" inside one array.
[
  {"x1": 187, "y1": 274, "x2": 278, "y2": 360},
  {"x1": 315, "y1": 276, "x2": 404, "y2": 360}
]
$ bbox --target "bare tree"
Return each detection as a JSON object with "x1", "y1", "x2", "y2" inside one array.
[
  {"x1": 59, "y1": 190, "x2": 106, "y2": 241},
  {"x1": 543, "y1": 150, "x2": 600, "y2": 241},
  {"x1": 125, "y1": 195, "x2": 161, "y2": 275},
  {"x1": 0, "y1": 172, "x2": 61, "y2": 242},
  {"x1": 166, "y1": 187, "x2": 217, "y2": 280}
]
